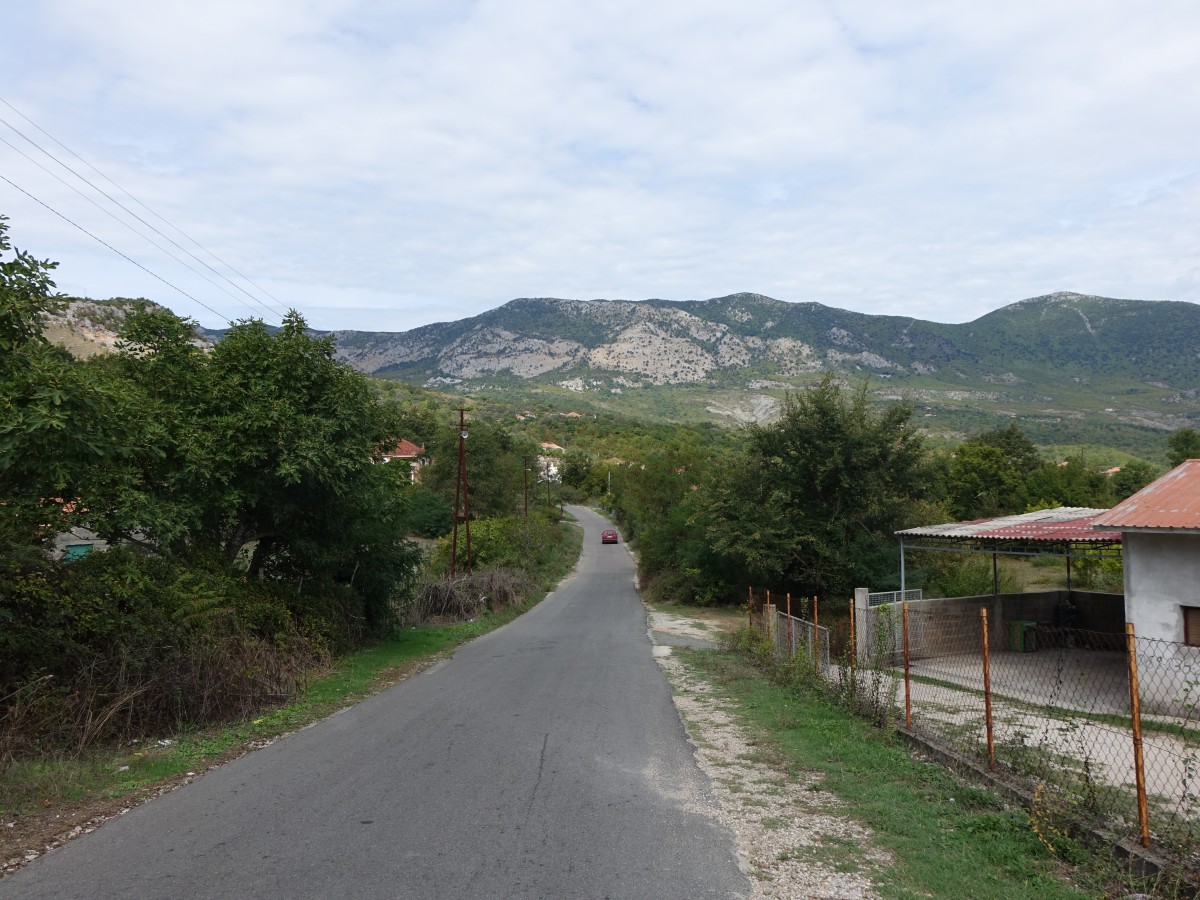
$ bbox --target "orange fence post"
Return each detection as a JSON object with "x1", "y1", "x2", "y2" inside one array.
[
  {"x1": 812, "y1": 595, "x2": 820, "y2": 672},
  {"x1": 765, "y1": 590, "x2": 771, "y2": 649},
  {"x1": 981, "y1": 608, "x2": 995, "y2": 769},
  {"x1": 1125, "y1": 623, "x2": 1151, "y2": 847},
  {"x1": 902, "y1": 601, "x2": 912, "y2": 730},
  {"x1": 786, "y1": 593, "x2": 793, "y2": 657}
]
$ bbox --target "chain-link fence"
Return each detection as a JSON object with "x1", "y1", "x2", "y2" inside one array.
[{"x1": 746, "y1": 587, "x2": 1200, "y2": 875}]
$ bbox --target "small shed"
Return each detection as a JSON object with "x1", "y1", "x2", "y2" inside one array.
[{"x1": 1093, "y1": 459, "x2": 1200, "y2": 649}]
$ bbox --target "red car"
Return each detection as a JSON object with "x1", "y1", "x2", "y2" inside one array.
[{"x1": 601, "y1": 529, "x2": 619, "y2": 544}]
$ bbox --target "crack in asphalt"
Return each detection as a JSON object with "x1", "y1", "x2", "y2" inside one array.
[{"x1": 525, "y1": 733, "x2": 550, "y2": 822}]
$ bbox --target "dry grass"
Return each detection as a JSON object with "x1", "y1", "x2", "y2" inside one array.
[{"x1": 407, "y1": 568, "x2": 538, "y2": 623}]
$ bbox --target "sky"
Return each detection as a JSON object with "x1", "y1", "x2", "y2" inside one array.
[{"x1": 1, "y1": 0, "x2": 1198, "y2": 332}]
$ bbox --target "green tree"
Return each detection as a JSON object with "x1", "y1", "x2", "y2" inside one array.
[
  {"x1": 1166, "y1": 427, "x2": 1200, "y2": 468},
  {"x1": 1024, "y1": 454, "x2": 1110, "y2": 509},
  {"x1": 0, "y1": 216, "x2": 133, "y2": 545},
  {"x1": 945, "y1": 425, "x2": 1042, "y2": 519},
  {"x1": 696, "y1": 376, "x2": 926, "y2": 598},
  {"x1": 421, "y1": 416, "x2": 534, "y2": 519},
  {"x1": 105, "y1": 307, "x2": 420, "y2": 627},
  {"x1": 1110, "y1": 460, "x2": 1158, "y2": 500},
  {"x1": 560, "y1": 450, "x2": 593, "y2": 491}
]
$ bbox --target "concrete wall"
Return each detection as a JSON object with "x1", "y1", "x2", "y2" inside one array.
[
  {"x1": 1122, "y1": 532, "x2": 1200, "y2": 714},
  {"x1": 1123, "y1": 532, "x2": 1200, "y2": 643},
  {"x1": 853, "y1": 588, "x2": 1126, "y2": 663}
]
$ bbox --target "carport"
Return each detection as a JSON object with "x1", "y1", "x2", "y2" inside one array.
[{"x1": 896, "y1": 506, "x2": 1123, "y2": 597}]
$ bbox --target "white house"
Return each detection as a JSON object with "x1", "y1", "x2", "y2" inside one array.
[{"x1": 1093, "y1": 459, "x2": 1200, "y2": 713}]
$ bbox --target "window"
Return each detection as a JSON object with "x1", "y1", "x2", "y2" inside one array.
[{"x1": 1185, "y1": 606, "x2": 1200, "y2": 648}]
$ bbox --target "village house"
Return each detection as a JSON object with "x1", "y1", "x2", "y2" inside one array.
[
  {"x1": 1093, "y1": 459, "x2": 1200, "y2": 708},
  {"x1": 380, "y1": 439, "x2": 427, "y2": 483}
]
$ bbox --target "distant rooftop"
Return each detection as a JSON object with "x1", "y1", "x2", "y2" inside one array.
[{"x1": 1094, "y1": 459, "x2": 1200, "y2": 533}]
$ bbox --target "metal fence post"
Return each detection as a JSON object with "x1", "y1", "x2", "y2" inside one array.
[
  {"x1": 902, "y1": 601, "x2": 912, "y2": 730},
  {"x1": 765, "y1": 590, "x2": 772, "y2": 654},
  {"x1": 813, "y1": 595, "x2": 820, "y2": 672},
  {"x1": 1125, "y1": 623, "x2": 1151, "y2": 847},
  {"x1": 786, "y1": 592, "x2": 793, "y2": 657},
  {"x1": 748, "y1": 585, "x2": 753, "y2": 631},
  {"x1": 981, "y1": 608, "x2": 995, "y2": 769}
]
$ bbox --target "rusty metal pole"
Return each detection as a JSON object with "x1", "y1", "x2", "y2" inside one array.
[
  {"x1": 786, "y1": 593, "x2": 793, "y2": 657},
  {"x1": 981, "y1": 608, "x2": 996, "y2": 769},
  {"x1": 1125, "y1": 623, "x2": 1151, "y2": 847},
  {"x1": 765, "y1": 589, "x2": 772, "y2": 650},
  {"x1": 813, "y1": 595, "x2": 820, "y2": 672},
  {"x1": 902, "y1": 601, "x2": 912, "y2": 730},
  {"x1": 748, "y1": 586, "x2": 753, "y2": 631}
]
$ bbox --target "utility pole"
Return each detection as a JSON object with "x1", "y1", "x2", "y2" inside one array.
[
  {"x1": 450, "y1": 408, "x2": 472, "y2": 577},
  {"x1": 545, "y1": 458, "x2": 552, "y2": 516}
]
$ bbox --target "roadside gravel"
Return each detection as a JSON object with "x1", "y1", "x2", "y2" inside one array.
[{"x1": 650, "y1": 608, "x2": 891, "y2": 899}]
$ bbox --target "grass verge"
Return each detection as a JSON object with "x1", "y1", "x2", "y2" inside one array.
[{"x1": 680, "y1": 646, "x2": 1150, "y2": 899}]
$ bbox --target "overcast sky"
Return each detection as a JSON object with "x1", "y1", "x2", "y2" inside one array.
[{"x1": 2, "y1": 1, "x2": 1198, "y2": 331}]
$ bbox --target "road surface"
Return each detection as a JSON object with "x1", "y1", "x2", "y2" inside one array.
[{"x1": 1, "y1": 505, "x2": 749, "y2": 899}]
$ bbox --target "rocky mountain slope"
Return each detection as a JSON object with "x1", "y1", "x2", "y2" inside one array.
[
  {"x1": 320, "y1": 291, "x2": 1200, "y2": 455},
  {"x1": 325, "y1": 291, "x2": 1200, "y2": 389}
]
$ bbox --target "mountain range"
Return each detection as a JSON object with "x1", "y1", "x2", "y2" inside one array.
[
  {"x1": 50, "y1": 291, "x2": 1200, "y2": 459},
  {"x1": 309, "y1": 291, "x2": 1200, "y2": 454}
]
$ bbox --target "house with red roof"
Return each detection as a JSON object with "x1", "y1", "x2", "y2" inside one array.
[
  {"x1": 1093, "y1": 460, "x2": 1200, "y2": 709},
  {"x1": 380, "y1": 439, "x2": 427, "y2": 483}
]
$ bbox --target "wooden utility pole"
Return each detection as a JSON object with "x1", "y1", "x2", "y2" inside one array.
[{"x1": 450, "y1": 409, "x2": 472, "y2": 577}]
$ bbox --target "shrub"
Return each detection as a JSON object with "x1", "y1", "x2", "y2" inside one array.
[
  {"x1": 405, "y1": 568, "x2": 537, "y2": 623},
  {"x1": 0, "y1": 549, "x2": 330, "y2": 764}
]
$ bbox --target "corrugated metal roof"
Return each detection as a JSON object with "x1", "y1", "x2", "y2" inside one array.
[
  {"x1": 898, "y1": 507, "x2": 1118, "y2": 543},
  {"x1": 1093, "y1": 459, "x2": 1200, "y2": 531}
]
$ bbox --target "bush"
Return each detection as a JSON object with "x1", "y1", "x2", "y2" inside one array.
[
  {"x1": 405, "y1": 568, "x2": 538, "y2": 623},
  {"x1": 642, "y1": 566, "x2": 733, "y2": 607},
  {"x1": 426, "y1": 514, "x2": 568, "y2": 581},
  {"x1": 918, "y1": 553, "x2": 1022, "y2": 598},
  {"x1": 0, "y1": 549, "x2": 331, "y2": 764}
]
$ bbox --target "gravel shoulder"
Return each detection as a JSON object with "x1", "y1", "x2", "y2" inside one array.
[{"x1": 648, "y1": 604, "x2": 891, "y2": 899}]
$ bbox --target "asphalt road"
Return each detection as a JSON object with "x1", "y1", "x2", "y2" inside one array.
[{"x1": 1, "y1": 506, "x2": 749, "y2": 899}]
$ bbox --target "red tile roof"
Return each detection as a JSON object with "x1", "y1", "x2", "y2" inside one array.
[
  {"x1": 384, "y1": 439, "x2": 425, "y2": 458},
  {"x1": 1093, "y1": 459, "x2": 1200, "y2": 532}
]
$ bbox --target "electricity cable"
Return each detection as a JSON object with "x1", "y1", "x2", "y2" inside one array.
[
  {"x1": 0, "y1": 172, "x2": 234, "y2": 324},
  {"x1": 0, "y1": 97, "x2": 290, "y2": 321},
  {"x1": 0, "y1": 133, "x2": 275, "y2": 323}
]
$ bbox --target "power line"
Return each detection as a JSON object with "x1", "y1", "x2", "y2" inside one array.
[
  {"x1": 0, "y1": 96, "x2": 291, "y2": 321},
  {"x1": 0, "y1": 172, "x2": 234, "y2": 324},
  {"x1": 0, "y1": 133, "x2": 274, "y2": 323},
  {"x1": 0, "y1": 112, "x2": 286, "y2": 322}
]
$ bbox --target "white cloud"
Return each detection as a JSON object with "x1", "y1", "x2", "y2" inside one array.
[{"x1": 1, "y1": 0, "x2": 1197, "y2": 330}]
